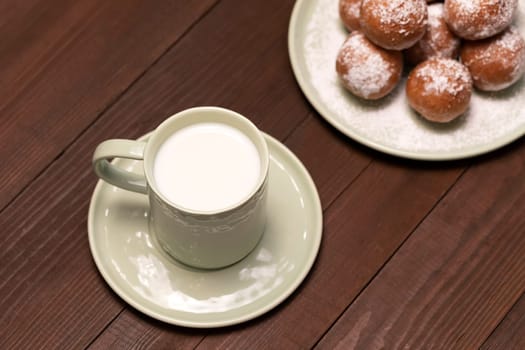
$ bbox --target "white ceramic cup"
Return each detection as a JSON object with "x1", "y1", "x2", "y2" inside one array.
[{"x1": 92, "y1": 107, "x2": 269, "y2": 269}]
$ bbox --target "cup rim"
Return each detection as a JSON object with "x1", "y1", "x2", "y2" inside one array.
[{"x1": 143, "y1": 106, "x2": 269, "y2": 216}]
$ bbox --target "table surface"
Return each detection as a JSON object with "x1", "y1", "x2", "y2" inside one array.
[{"x1": 2, "y1": 0, "x2": 525, "y2": 349}]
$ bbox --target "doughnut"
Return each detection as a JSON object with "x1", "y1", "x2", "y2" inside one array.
[
  {"x1": 360, "y1": 0, "x2": 428, "y2": 50},
  {"x1": 339, "y1": 0, "x2": 362, "y2": 31},
  {"x1": 461, "y1": 27, "x2": 525, "y2": 91},
  {"x1": 405, "y1": 3, "x2": 461, "y2": 65},
  {"x1": 444, "y1": 0, "x2": 518, "y2": 40},
  {"x1": 336, "y1": 31, "x2": 403, "y2": 99},
  {"x1": 406, "y1": 58, "x2": 473, "y2": 122}
]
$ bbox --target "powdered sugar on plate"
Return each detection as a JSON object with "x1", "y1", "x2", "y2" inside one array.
[{"x1": 295, "y1": 0, "x2": 525, "y2": 158}]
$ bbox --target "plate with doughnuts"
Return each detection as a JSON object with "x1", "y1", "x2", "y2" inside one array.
[{"x1": 289, "y1": 0, "x2": 525, "y2": 160}]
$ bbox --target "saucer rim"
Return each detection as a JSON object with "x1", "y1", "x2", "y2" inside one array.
[{"x1": 88, "y1": 132, "x2": 323, "y2": 328}]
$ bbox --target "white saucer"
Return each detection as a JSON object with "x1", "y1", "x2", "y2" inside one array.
[{"x1": 88, "y1": 133, "x2": 323, "y2": 328}]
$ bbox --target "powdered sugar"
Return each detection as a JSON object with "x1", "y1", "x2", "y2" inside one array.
[
  {"x1": 416, "y1": 59, "x2": 471, "y2": 96},
  {"x1": 462, "y1": 27, "x2": 525, "y2": 90},
  {"x1": 364, "y1": 0, "x2": 426, "y2": 26},
  {"x1": 427, "y1": 4, "x2": 443, "y2": 27},
  {"x1": 490, "y1": 28, "x2": 525, "y2": 79},
  {"x1": 298, "y1": 0, "x2": 525, "y2": 156},
  {"x1": 406, "y1": 3, "x2": 461, "y2": 64},
  {"x1": 426, "y1": 4, "x2": 460, "y2": 57},
  {"x1": 337, "y1": 32, "x2": 397, "y2": 98},
  {"x1": 444, "y1": 0, "x2": 518, "y2": 39},
  {"x1": 453, "y1": 0, "x2": 481, "y2": 14},
  {"x1": 360, "y1": 0, "x2": 427, "y2": 50},
  {"x1": 500, "y1": 26, "x2": 525, "y2": 52},
  {"x1": 339, "y1": 0, "x2": 362, "y2": 30},
  {"x1": 345, "y1": 0, "x2": 360, "y2": 18}
]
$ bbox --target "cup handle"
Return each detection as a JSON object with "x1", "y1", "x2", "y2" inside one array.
[{"x1": 93, "y1": 139, "x2": 148, "y2": 194}]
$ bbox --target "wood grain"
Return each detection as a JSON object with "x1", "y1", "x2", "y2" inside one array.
[
  {"x1": 87, "y1": 108, "x2": 373, "y2": 350},
  {"x1": 285, "y1": 116, "x2": 371, "y2": 207},
  {"x1": 88, "y1": 309, "x2": 204, "y2": 350},
  {"x1": 481, "y1": 292, "x2": 525, "y2": 350},
  {"x1": 316, "y1": 143, "x2": 525, "y2": 349},
  {"x1": 94, "y1": 0, "x2": 311, "y2": 141},
  {"x1": 81, "y1": 4, "x2": 476, "y2": 343},
  {"x1": 192, "y1": 147, "x2": 464, "y2": 349},
  {"x1": 3, "y1": 0, "x2": 525, "y2": 347},
  {"x1": 0, "y1": 0, "x2": 311, "y2": 347},
  {"x1": 0, "y1": 143, "x2": 124, "y2": 349},
  {"x1": 0, "y1": 0, "x2": 217, "y2": 211},
  {"x1": 93, "y1": 116, "x2": 465, "y2": 349}
]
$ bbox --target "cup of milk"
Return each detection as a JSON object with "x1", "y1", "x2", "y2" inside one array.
[{"x1": 93, "y1": 107, "x2": 269, "y2": 269}]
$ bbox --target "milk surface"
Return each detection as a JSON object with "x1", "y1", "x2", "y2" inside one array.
[{"x1": 153, "y1": 123, "x2": 261, "y2": 212}]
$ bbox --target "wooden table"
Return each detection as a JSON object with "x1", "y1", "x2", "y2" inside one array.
[{"x1": 2, "y1": 0, "x2": 524, "y2": 348}]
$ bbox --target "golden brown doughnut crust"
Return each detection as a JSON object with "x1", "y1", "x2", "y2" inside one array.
[
  {"x1": 405, "y1": 3, "x2": 461, "y2": 65},
  {"x1": 339, "y1": 0, "x2": 362, "y2": 31},
  {"x1": 444, "y1": 0, "x2": 518, "y2": 40},
  {"x1": 406, "y1": 58, "x2": 473, "y2": 122},
  {"x1": 360, "y1": 0, "x2": 428, "y2": 50},
  {"x1": 461, "y1": 27, "x2": 525, "y2": 91}
]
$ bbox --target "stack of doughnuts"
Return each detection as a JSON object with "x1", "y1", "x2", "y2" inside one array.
[{"x1": 337, "y1": 0, "x2": 525, "y2": 123}]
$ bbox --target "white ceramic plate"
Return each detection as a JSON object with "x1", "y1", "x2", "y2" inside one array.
[
  {"x1": 88, "y1": 133, "x2": 322, "y2": 328},
  {"x1": 289, "y1": 0, "x2": 525, "y2": 160}
]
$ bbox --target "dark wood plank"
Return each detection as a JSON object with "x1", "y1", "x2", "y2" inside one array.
[
  {"x1": 286, "y1": 116, "x2": 371, "y2": 207},
  {"x1": 6, "y1": 0, "x2": 518, "y2": 347},
  {"x1": 194, "y1": 149, "x2": 464, "y2": 349},
  {"x1": 481, "y1": 293, "x2": 525, "y2": 350},
  {"x1": 88, "y1": 112, "x2": 372, "y2": 350},
  {"x1": 88, "y1": 309, "x2": 204, "y2": 350},
  {"x1": 0, "y1": 0, "x2": 311, "y2": 348},
  {"x1": 0, "y1": 0, "x2": 217, "y2": 211},
  {"x1": 90, "y1": 112, "x2": 464, "y2": 349},
  {"x1": 85, "y1": 56, "x2": 472, "y2": 347},
  {"x1": 316, "y1": 141, "x2": 525, "y2": 349},
  {"x1": 0, "y1": 148, "x2": 124, "y2": 349},
  {"x1": 96, "y1": 0, "x2": 311, "y2": 141}
]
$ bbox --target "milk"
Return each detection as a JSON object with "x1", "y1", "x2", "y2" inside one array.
[{"x1": 153, "y1": 123, "x2": 261, "y2": 212}]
